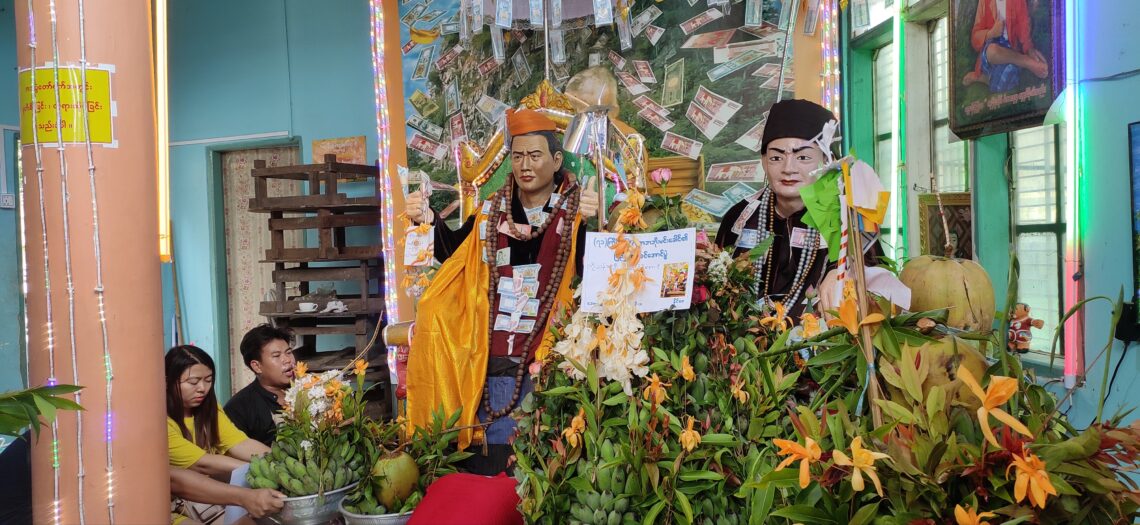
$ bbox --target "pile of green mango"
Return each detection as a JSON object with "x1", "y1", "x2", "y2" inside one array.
[{"x1": 246, "y1": 436, "x2": 366, "y2": 497}]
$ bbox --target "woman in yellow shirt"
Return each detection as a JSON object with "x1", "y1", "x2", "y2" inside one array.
[{"x1": 166, "y1": 345, "x2": 284, "y2": 522}]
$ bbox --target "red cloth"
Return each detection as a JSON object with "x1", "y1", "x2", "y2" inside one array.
[{"x1": 407, "y1": 473, "x2": 523, "y2": 525}]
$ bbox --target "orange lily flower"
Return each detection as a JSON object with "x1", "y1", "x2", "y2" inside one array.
[
  {"x1": 412, "y1": 222, "x2": 432, "y2": 235},
  {"x1": 832, "y1": 436, "x2": 890, "y2": 496},
  {"x1": 642, "y1": 373, "x2": 671, "y2": 405},
  {"x1": 957, "y1": 365, "x2": 1034, "y2": 448},
  {"x1": 759, "y1": 302, "x2": 790, "y2": 332},
  {"x1": 826, "y1": 295, "x2": 885, "y2": 336},
  {"x1": 294, "y1": 361, "x2": 308, "y2": 378},
  {"x1": 324, "y1": 379, "x2": 344, "y2": 398},
  {"x1": 561, "y1": 407, "x2": 586, "y2": 448},
  {"x1": 800, "y1": 313, "x2": 821, "y2": 338},
  {"x1": 616, "y1": 206, "x2": 648, "y2": 232},
  {"x1": 625, "y1": 188, "x2": 646, "y2": 209},
  {"x1": 353, "y1": 358, "x2": 368, "y2": 377},
  {"x1": 730, "y1": 380, "x2": 749, "y2": 404},
  {"x1": 773, "y1": 437, "x2": 822, "y2": 489},
  {"x1": 954, "y1": 504, "x2": 996, "y2": 525},
  {"x1": 1006, "y1": 452, "x2": 1057, "y2": 509},
  {"x1": 679, "y1": 356, "x2": 695, "y2": 382},
  {"x1": 679, "y1": 416, "x2": 701, "y2": 452},
  {"x1": 607, "y1": 266, "x2": 627, "y2": 289}
]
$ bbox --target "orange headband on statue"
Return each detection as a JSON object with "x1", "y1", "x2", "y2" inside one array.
[{"x1": 506, "y1": 108, "x2": 558, "y2": 136}]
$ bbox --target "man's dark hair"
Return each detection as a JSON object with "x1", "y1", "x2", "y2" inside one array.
[
  {"x1": 514, "y1": 130, "x2": 566, "y2": 185},
  {"x1": 239, "y1": 324, "x2": 295, "y2": 369}
]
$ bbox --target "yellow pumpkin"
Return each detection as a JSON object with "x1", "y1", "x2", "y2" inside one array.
[{"x1": 899, "y1": 255, "x2": 995, "y2": 331}]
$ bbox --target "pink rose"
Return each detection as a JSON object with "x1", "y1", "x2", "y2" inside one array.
[
  {"x1": 650, "y1": 168, "x2": 672, "y2": 186},
  {"x1": 528, "y1": 361, "x2": 543, "y2": 376},
  {"x1": 695, "y1": 229, "x2": 710, "y2": 248},
  {"x1": 692, "y1": 285, "x2": 710, "y2": 304}
]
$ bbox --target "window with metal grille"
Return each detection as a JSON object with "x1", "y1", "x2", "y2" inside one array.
[
  {"x1": 929, "y1": 18, "x2": 968, "y2": 192},
  {"x1": 1011, "y1": 125, "x2": 1065, "y2": 362}
]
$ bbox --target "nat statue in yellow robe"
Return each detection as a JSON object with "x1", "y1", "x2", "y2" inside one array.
[{"x1": 404, "y1": 109, "x2": 599, "y2": 475}]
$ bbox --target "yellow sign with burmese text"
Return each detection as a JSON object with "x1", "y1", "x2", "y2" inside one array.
[{"x1": 19, "y1": 67, "x2": 114, "y2": 145}]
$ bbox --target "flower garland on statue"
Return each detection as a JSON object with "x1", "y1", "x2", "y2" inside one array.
[{"x1": 551, "y1": 188, "x2": 651, "y2": 395}]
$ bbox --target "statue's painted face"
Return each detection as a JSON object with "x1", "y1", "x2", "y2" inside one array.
[
  {"x1": 763, "y1": 138, "x2": 824, "y2": 205},
  {"x1": 510, "y1": 134, "x2": 563, "y2": 197}
]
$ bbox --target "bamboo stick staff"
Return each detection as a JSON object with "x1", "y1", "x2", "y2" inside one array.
[{"x1": 844, "y1": 183, "x2": 884, "y2": 428}]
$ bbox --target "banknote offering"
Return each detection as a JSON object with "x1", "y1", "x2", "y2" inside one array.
[
  {"x1": 594, "y1": 0, "x2": 614, "y2": 26},
  {"x1": 706, "y1": 49, "x2": 763, "y2": 81},
  {"x1": 661, "y1": 58, "x2": 685, "y2": 107},
  {"x1": 633, "y1": 60, "x2": 657, "y2": 84},
  {"x1": 476, "y1": 95, "x2": 509, "y2": 124},
  {"x1": 512, "y1": 51, "x2": 532, "y2": 82},
  {"x1": 440, "y1": 21, "x2": 460, "y2": 35},
  {"x1": 661, "y1": 131, "x2": 703, "y2": 160},
  {"x1": 419, "y1": 9, "x2": 445, "y2": 22},
  {"x1": 445, "y1": 80, "x2": 459, "y2": 115},
  {"x1": 401, "y1": 3, "x2": 426, "y2": 26},
  {"x1": 706, "y1": 159, "x2": 764, "y2": 182},
  {"x1": 713, "y1": 41, "x2": 777, "y2": 63},
  {"x1": 692, "y1": 85, "x2": 742, "y2": 121},
  {"x1": 681, "y1": 28, "x2": 736, "y2": 49},
  {"x1": 496, "y1": 0, "x2": 512, "y2": 27},
  {"x1": 616, "y1": 9, "x2": 633, "y2": 50},
  {"x1": 633, "y1": 95, "x2": 670, "y2": 117},
  {"x1": 408, "y1": 133, "x2": 448, "y2": 160},
  {"x1": 401, "y1": 40, "x2": 418, "y2": 55},
  {"x1": 638, "y1": 107, "x2": 675, "y2": 131},
  {"x1": 608, "y1": 50, "x2": 627, "y2": 70},
  {"x1": 644, "y1": 25, "x2": 665, "y2": 45},
  {"x1": 449, "y1": 113, "x2": 468, "y2": 144},
  {"x1": 744, "y1": 0, "x2": 763, "y2": 27},
  {"x1": 761, "y1": 74, "x2": 795, "y2": 90},
  {"x1": 734, "y1": 117, "x2": 768, "y2": 152},
  {"x1": 680, "y1": 8, "x2": 724, "y2": 35},
  {"x1": 682, "y1": 189, "x2": 733, "y2": 217},
  {"x1": 751, "y1": 62, "x2": 782, "y2": 78},
  {"x1": 409, "y1": 89, "x2": 439, "y2": 118},
  {"x1": 409, "y1": 113, "x2": 443, "y2": 140},
  {"x1": 478, "y1": 56, "x2": 500, "y2": 75},
  {"x1": 722, "y1": 182, "x2": 758, "y2": 203},
  {"x1": 616, "y1": 71, "x2": 650, "y2": 96},
  {"x1": 552, "y1": 0, "x2": 563, "y2": 26},
  {"x1": 630, "y1": 5, "x2": 662, "y2": 36},
  {"x1": 685, "y1": 101, "x2": 728, "y2": 140},
  {"x1": 412, "y1": 47, "x2": 433, "y2": 80},
  {"x1": 490, "y1": 27, "x2": 506, "y2": 62},
  {"x1": 551, "y1": 28, "x2": 567, "y2": 64},
  {"x1": 435, "y1": 44, "x2": 464, "y2": 71}
]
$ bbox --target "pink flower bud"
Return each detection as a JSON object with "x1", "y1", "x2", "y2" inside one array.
[
  {"x1": 695, "y1": 230, "x2": 710, "y2": 248},
  {"x1": 650, "y1": 168, "x2": 672, "y2": 185}
]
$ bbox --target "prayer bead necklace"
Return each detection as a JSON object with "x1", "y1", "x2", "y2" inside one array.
[
  {"x1": 753, "y1": 188, "x2": 819, "y2": 310},
  {"x1": 480, "y1": 176, "x2": 580, "y2": 422}
]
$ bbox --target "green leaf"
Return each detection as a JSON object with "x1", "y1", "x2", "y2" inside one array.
[
  {"x1": 678, "y1": 470, "x2": 724, "y2": 481},
  {"x1": 807, "y1": 345, "x2": 856, "y2": 366},
  {"x1": 601, "y1": 393, "x2": 627, "y2": 406},
  {"x1": 769, "y1": 504, "x2": 836, "y2": 524},
  {"x1": 539, "y1": 386, "x2": 578, "y2": 396},
  {"x1": 674, "y1": 489, "x2": 694, "y2": 525},
  {"x1": 700, "y1": 433, "x2": 736, "y2": 447},
  {"x1": 642, "y1": 500, "x2": 667, "y2": 525},
  {"x1": 875, "y1": 399, "x2": 917, "y2": 424},
  {"x1": 849, "y1": 501, "x2": 879, "y2": 525},
  {"x1": 33, "y1": 395, "x2": 56, "y2": 424}
]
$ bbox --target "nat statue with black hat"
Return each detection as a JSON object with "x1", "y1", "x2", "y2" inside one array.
[{"x1": 715, "y1": 99, "x2": 880, "y2": 320}]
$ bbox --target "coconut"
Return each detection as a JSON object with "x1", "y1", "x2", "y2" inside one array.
[
  {"x1": 371, "y1": 451, "x2": 420, "y2": 509},
  {"x1": 899, "y1": 256, "x2": 995, "y2": 331},
  {"x1": 883, "y1": 337, "x2": 989, "y2": 410}
]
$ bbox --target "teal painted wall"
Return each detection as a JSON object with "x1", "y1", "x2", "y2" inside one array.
[
  {"x1": 167, "y1": 0, "x2": 376, "y2": 396},
  {"x1": 1049, "y1": 1, "x2": 1140, "y2": 424},
  {"x1": 0, "y1": 0, "x2": 27, "y2": 395}
]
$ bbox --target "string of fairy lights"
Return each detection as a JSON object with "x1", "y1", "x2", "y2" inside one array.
[
  {"x1": 23, "y1": 1, "x2": 63, "y2": 523},
  {"x1": 369, "y1": 1, "x2": 400, "y2": 351},
  {"x1": 820, "y1": 0, "x2": 841, "y2": 116},
  {"x1": 74, "y1": 0, "x2": 117, "y2": 519},
  {"x1": 24, "y1": 0, "x2": 116, "y2": 522}
]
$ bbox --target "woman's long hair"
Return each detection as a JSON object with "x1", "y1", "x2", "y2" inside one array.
[{"x1": 165, "y1": 345, "x2": 220, "y2": 451}]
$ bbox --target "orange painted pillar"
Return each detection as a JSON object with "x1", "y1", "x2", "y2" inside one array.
[{"x1": 16, "y1": 1, "x2": 169, "y2": 524}]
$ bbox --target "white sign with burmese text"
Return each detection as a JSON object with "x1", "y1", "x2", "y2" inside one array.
[{"x1": 581, "y1": 228, "x2": 696, "y2": 313}]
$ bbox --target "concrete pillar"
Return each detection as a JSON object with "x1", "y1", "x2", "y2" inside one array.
[{"x1": 16, "y1": 1, "x2": 169, "y2": 523}]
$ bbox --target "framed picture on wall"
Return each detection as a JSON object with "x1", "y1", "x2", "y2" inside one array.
[
  {"x1": 1128, "y1": 122, "x2": 1140, "y2": 315},
  {"x1": 949, "y1": 0, "x2": 1065, "y2": 139},
  {"x1": 918, "y1": 192, "x2": 974, "y2": 259}
]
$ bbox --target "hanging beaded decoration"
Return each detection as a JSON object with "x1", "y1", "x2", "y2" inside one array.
[
  {"x1": 751, "y1": 188, "x2": 820, "y2": 311},
  {"x1": 480, "y1": 176, "x2": 580, "y2": 422}
]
